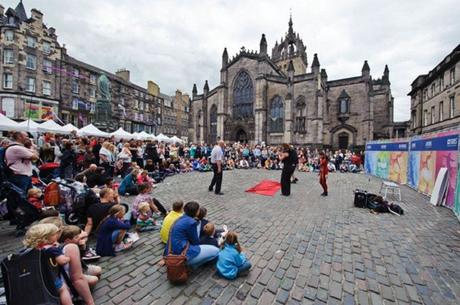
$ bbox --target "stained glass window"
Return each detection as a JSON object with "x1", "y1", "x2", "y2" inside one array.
[
  {"x1": 295, "y1": 96, "x2": 306, "y2": 132},
  {"x1": 233, "y1": 71, "x2": 254, "y2": 118},
  {"x1": 269, "y1": 95, "x2": 283, "y2": 132},
  {"x1": 210, "y1": 105, "x2": 217, "y2": 144}
]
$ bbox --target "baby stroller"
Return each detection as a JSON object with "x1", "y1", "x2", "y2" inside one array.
[
  {"x1": 48, "y1": 179, "x2": 104, "y2": 226},
  {"x1": 0, "y1": 181, "x2": 40, "y2": 236}
]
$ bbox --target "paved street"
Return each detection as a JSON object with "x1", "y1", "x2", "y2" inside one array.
[{"x1": 1, "y1": 170, "x2": 460, "y2": 305}]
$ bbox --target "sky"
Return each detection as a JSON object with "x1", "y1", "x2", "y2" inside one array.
[{"x1": 4, "y1": 0, "x2": 460, "y2": 121}]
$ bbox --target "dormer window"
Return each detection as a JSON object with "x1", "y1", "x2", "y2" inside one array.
[{"x1": 8, "y1": 17, "x2": 15, "y2": 25}]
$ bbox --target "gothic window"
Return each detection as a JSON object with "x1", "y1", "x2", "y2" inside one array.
[
  {"x1": 340, "y1": 99, "x2": 348, "y2": 113},
  {"x1": 210, "y1": 105, "x2": 217, "y2": 144},
  {"x1": 233, "y1": 71, "x2": 254, "y2": 118},
  {"x1": 196, "y1": 110, "x2": 202, "y2": 142},
  {"x1": 269, "y1": 95, "x2": 283, "y2": 132},
  {"x1": 295, "y1": 96, "x2": 306, "y2": 132}
]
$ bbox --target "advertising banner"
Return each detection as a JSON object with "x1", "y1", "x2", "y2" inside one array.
[{"x1": 366, "y1": 131, "x2": 459, "y2": 214}]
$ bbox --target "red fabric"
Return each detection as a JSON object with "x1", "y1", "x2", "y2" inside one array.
[
  {"x1": 39, "y1": 162, "x2": 60, "y2": 170},
  {"x1": 245, "y1": 179, "x2": 281, "y2": 196},
  {"x1": 319, "y1": 175, "x2": 328, "y2": 193},
  {"x1": 320, "y1": 157, "x2": 329, "y2": 175}
]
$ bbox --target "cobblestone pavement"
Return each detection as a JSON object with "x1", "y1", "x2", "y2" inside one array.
[{"x1": 1, "y1": 170, "x2": 460, "y2": 305}]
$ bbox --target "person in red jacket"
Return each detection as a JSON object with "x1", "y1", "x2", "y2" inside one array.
[{"x1": 319, "y1": 151, "x2": 329, "y2": 196}]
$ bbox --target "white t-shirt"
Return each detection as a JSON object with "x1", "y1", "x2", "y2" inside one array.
[{"x1": 210, "y1": 145, "x2": 223, "y2": 164}]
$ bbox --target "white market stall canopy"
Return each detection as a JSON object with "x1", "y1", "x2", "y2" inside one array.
[
  {"x1": 111, "y1": 128, "x2": 135, "y2": 140},
  {"x1": 156, "y1": 133, "x2": 172, "y2": 143},
  {"x1": 138, "y1": 131, "x2": 156, "y2": 141},
  {"x1": 62, "y1": 124, "x2": 78, "y2": 133},
  {"x1": 38, "y1": 120, "x2": 69, "y2": 134},
  {"x1": 18, "y1": 119, "x2": 40, "y2": 133},
  {"x1": 170, "y1": 136, "x2": 183, "y2": 144},
  {"x1": 77, "y1": 124, "x2": 110, "y2": 137},
  {"x1": 0, "y1": 113, "x2": 21, "y2": 131}
]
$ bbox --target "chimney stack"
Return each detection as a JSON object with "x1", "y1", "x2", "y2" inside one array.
[{"x1": 116, "y1": 69, "x2": 130, "y2": 82}]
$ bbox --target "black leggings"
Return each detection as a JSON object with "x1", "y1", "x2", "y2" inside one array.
[{"x1": 153, "y1": 198, "x2": 167, "y2": 216}]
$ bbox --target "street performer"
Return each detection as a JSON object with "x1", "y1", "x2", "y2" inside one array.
[
  {"x1": 208, "y1": 140, "x2": 225, "y2": 195},
  {"x1": 319, "y1": 151, "x2": 329, "y2": 196},
  {"x1": 279, "y1": 143, "x2": 296, "y2": 196}
]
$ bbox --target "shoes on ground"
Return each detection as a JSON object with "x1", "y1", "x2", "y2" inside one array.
[
  {"x1": 215, "y1": 192, "x2": 224, "y2": 195},
  {"x1": 82, "y1": 248, "x2": 101, "y2": 261}
]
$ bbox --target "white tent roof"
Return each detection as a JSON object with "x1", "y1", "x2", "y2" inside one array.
[
  {"x1": 77, "y1": 124, "x2": 110, "y2": 137},
  {"x1": 138, "y1": 131, "x2": 156, "y2": 140},
  {"x1": 111, "y1": 128, "x2": 134, "y2": 140},
  {"x1": 170, "y1": 136, "x2": 183, "y2": 143},
  {"x1": 17, "y1": 119, "x2": 40, "y2": 132},
  {"x1": 38, "y1": 120, "x2": 68, "y2": 134},
  {"x1": 62, "y1": 124, "x2": 78, "y2": 133},
  {"x1": 0, "y1": 114, "x2": 21, "y2": 131},
  {"x1": 156, "y1": 133, "x2": 171, "y2": 143}
]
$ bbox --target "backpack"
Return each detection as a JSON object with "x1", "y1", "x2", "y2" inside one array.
[
  {"x1": 44, "y1": 182, "x2": 60, "y2": 206},
  {"x1": 1, "y1": 248, "x2": 60, "y2": 305},
  {"x1": 0, "y1": 144, "x2": 19, "y2": 182}
]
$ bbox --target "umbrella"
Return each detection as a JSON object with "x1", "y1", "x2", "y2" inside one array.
[
  {"x1": 77, "y1": 124, "x2": 110, "y2": 137},
  {"x1": 38, "y1": 120, "x2": 68, "y2": 134},
  {"x1": 0, "y1": 113, "x2": 21, "y2": 131},
  {"x1": 17, "y1": 119, "x2": 40, "y2": 133},
  {"x1": 111, "y1": 128, "x2": 135, "y2": 141}
]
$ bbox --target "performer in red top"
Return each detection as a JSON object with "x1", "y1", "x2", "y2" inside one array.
[{"x1": 319, "y1": 151, "x2": 329, "y2": 196}]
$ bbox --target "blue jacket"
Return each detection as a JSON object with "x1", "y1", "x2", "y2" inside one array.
[
  {"x1": 118, "y1": 173, "x2": 135, "y2": 195},
  {"x1": 96, "y1": 216, "x2": 131, "y2": 257},
  {"x1": 165, "y1": 215, "x2": 200, "y2": 260},
  {"x1": 216, "y1": 244, "x2": 247, "y2": 279}
]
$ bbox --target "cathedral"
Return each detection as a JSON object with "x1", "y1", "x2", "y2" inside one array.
[{"x1": 190, "y1": 17, "x2": 398, "y2": 149}]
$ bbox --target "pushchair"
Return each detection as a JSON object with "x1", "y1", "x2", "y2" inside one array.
[
  {"x1": 0, "y1": 182, "x2": 40, "y2": 236},
  {"x1": 37, "y1": 162, "x2": 60, "y2": 184}
]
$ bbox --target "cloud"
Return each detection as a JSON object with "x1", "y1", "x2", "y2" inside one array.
[{"x1": 7, "y1": 0, "x2": 459, "y2": 121}]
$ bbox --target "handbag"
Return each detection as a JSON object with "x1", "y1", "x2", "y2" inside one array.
[{"x1": 164, "y1": 221, "x2": 189, "y2": 284}]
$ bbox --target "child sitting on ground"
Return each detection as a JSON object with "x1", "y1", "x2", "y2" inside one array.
[
  {"x1": 200, "y1": 223, "x2": 228, "y2": 247},
  {"x1": 96, "y1": 205, "x2": 132, "y2": 257},
  {"x1": 216, "y1": 231, "x2": 252, "y2": 280},
  {"x1": 59, "y1": 225, "x2": 102, "y2": 288},
  {"x1": 160, "y1": 200, "x2": 184, "y2": 243},
  {"x1": 23, "y1": 223, "x2": 72, "y2": 305},
  {"x1": 137, "y1": 169, "x2": 156, "y2": 187},
  {"x1": 136, "y1": 202, "x2": 160, "y2": 232}
]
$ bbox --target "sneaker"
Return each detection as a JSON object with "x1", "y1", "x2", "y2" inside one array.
[
  {"x1": 82, "y1": 248, "x2": 101, "y2": 261},
  {"x1": 114, "y1": 242, "x2": 132, "y2": 253}
]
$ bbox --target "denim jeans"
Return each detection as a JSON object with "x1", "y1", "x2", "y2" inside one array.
[
  {"x1": 187, "y1": 245, "x2": 219, "y2": 269},
  {"x1": 8, "y1": 175, "x2": 32, "y2": 194},
  {"x1": 237, "y1": 261, "x2": 252, "y2": 275}
]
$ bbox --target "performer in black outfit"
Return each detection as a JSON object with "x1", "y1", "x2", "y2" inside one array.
[{"x1": 279, "y1": 143, "x2": 296, "y2": 196}]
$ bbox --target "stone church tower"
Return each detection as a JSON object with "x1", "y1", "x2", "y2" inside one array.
[{"x1": 190, "y1": 16, "x2": 396, "y2": 149}]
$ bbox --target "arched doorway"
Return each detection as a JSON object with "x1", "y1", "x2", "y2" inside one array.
[
  {"x1": 338, "y1": 132, "x2": 349, "y2": 149},
  {"x1": 235, "y1": 128, "x2": 248, "y2": 143}
]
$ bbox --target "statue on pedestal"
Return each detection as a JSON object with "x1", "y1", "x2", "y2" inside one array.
[{"x1": 94, "y1": 74, "x2": 116, "y2": 131}]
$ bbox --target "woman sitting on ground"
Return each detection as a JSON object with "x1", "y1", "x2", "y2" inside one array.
[
  {"x1": 166, "y1": 201, "x2": 219, "y2": 270},
  {"x1": 132, "y1": 182, "x2": 168, "y2": 218},
  {"x1": 96, "y1": 205, "x2": 132, "y2": 256},
  {"x1": 118, "y1": 169, "x2": 140, "y2": 196}
]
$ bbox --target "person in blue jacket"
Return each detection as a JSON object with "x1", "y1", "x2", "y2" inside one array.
[
  {"x1": 166, "y1": 201, "x2": 219, "y2": 270},
  {"x1": 216, "y1": 231, "x2": 251, "y2": 279},
  {"x1": 96, "y1": 204, "x2": 132, "y2": 256},
  {"x1": 118, "y1": 169, "x2": 140, "y2": 196}
]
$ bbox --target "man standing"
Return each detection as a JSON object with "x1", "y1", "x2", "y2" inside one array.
[
  {"x1": 5, "y1": 132, "x2": 39, "y2": 193},
  {"x1": 279, "y1": 143, "x2": 296, "y2": 196},
  {"x1": 208, "y1": 140, "x2": 225, "y2": 195}
]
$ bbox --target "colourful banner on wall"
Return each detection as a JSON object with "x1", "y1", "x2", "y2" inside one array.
[{"x1": 366, "y1": 131, "x2": 459, "y2": 212}]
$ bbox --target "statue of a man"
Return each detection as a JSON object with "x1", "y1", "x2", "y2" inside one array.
[{"x1": 97, "y1": 74, "x2": 111, "y2": 100}]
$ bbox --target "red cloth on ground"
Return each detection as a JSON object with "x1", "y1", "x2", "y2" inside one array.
[{"x1": 245, "y1": 179, "x2": 281, "y2": 196}]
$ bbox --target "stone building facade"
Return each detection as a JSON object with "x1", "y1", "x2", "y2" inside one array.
[
  {"x1": 0, "y1": 3, "x2": 61, "y2": 121},
  {"x1": 191, "y1": 17, "x2": 401, "y2": 149},
  {"x1": 0, "y1": 1, "x2": 163, "y2": 133},
  {"x1": 409, "y1": 44, "x2": 459, "y2": 135}
]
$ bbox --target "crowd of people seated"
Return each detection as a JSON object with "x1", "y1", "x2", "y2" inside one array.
[{"x1": 0, "y1": 131, "x2": 366, "y2": 303}]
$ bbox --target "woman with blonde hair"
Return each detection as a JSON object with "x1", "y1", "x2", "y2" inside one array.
[{"x1": 99, "y1": 141, "x2": 115, "y2": 177}]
